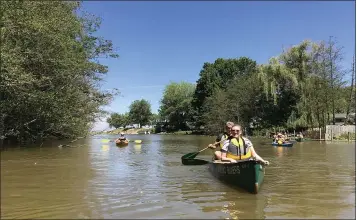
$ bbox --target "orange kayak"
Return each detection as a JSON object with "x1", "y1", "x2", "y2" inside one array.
[{"x1": 115, "y1": 139, "x2": 129, "y2": 146}]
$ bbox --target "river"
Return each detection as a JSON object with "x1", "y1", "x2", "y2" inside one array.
[{"x1": 1, "y1": 134, "x2": 355, "y2": 219}]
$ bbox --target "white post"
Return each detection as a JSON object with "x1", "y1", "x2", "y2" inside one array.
[{"x1": 319, "y1": 127, "x2": 321, "y2": 140}]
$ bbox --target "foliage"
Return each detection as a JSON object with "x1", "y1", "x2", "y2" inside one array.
[
  {"x1": 150, "y1": 113, "x2": 160, "y2": 123},
  {"x1": 159, "y1": 82, "x2": 196, "y2": 130},
  {"x1": 1, "y1": 1, "x2": 119, "y2": 144},
  {"x1": 191, "y1": 57, "x2": 257, "y2": 126},
  {"x1": 161, "y1": 38, "x2": 354, "y2": 134},
  {"x1": 106, "y1": 113, "x2": 129, "y2": 128},
  {"x1": 128, "y1": 99, "x2": 152, "y2": 126}
]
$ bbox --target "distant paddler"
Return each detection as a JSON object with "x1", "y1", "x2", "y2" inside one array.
[
  {"x1": 115, "y1": 132, "x2": 128, "y2": 143},
  {"x1": 119, "y1": 132, "x2": 128, "y2": 141}
]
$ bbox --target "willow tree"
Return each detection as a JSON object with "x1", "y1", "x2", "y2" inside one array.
[
  {"x1": 1, "y1": 1, "x2": 119, "y2": 145},
  {"x1": 257, "y1": 56, "x2": 299, "y2": 105},
  {"x1": 258, "y1": 39, "x2": 346, "y2": 129}
]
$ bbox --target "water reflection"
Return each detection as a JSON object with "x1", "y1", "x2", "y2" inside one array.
[
  {"x1": 133, "y1": 144, "x2": 142, "y2": 154},
  {"x1": 1, "y1": 139, "x2": 94, "y2": 219},
  {"x1": 264, "y1": 141, "x2": 355, "y2": 219},
  {"x1": 273, "y1": 145, "x2": 291, "y2": 158},
  {"x1": 1, "y1": 135, "x2": 355, "y2": 219}
]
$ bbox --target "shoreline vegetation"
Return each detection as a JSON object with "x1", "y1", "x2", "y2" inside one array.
[
  {"x1": 92, "y1": 128, "x2": 355, "y2": 142},
  {"x1": 2, "y1": 1, "x2": 355, "y2": 147}
]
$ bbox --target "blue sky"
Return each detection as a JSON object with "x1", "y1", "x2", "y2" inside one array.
[{"x1": 83, "y1": 1, "x2": 355, "y2": 131}]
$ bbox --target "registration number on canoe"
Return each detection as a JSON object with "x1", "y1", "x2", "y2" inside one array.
[{"x1": 217, "y1": 165, "x2": 241, "y2": 174}]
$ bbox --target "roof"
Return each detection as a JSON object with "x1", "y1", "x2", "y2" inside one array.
[
  {"x1": 334, "y1": 113, "x2": 356, "y2": 119},
  {"x1": 335, "y1": 113, "x2": 347, "y2": 119}
]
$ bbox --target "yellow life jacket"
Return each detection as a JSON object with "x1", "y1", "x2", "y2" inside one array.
[{"x1": 226, "y1": 137, "x2": 252, "y2": 161}]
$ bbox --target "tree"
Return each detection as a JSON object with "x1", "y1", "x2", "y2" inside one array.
[
  {"x1": 346, "y1": 55, "x2": 356, "y2": 121},
  {"x1": 159, "y1": 82, "x2": 196, "y2": 130},
  {"x1": 1, "y1": 1, "x2": 119, "y2": 145},
  {"x1": 128, "y1": 99, "x2": 152, "y2": 126},
  {"x1": 326, "y1": 36, "x2": 346, "y2": 125},
  {"x1": 191, "y1": 57, "x2": 257, "y2": 127},
  {"x1": 107, "y1": 113, "x2": 129, "y2": 128},
  {"x1": 201, "y1": 88, "x2": 231, "y2": 134}
]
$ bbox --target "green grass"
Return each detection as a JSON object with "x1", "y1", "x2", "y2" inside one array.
[{"x1": 335, "y1": 132, "x2": 356, "y2": 140}]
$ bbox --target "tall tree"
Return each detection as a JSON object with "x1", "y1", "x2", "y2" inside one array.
[
  {"x1": 202, "y1": 88, "x2": 231, "y2": 134},
  {"x1": 128, "y1": 99, "x2": 152, "y2": 127},
  {"x1": 1, "y1": 1, "x2": 119, "y2": 144},
  {"x1": 107, "y1": 113, "x2": 129, "y2": 128},
  {"x1": 346, "y1": 54, "x2": 356, "y2": 122},
  {"x1": 325, "y1": 37, "x2": 345, "y2": 125},
  {"x1": 191, "y1": 57, "x2": 257, "y2": 127},
  {"x1": 159, "y1": 82, "x2": 196, "y2": 130}
]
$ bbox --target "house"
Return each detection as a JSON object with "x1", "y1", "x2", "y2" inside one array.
[
  {"x1": 125, "y1": 124, "x2": 142, "y2": 129},
  {"x1": 330, "y1": 113, "x2": 355, "y2": 125}
]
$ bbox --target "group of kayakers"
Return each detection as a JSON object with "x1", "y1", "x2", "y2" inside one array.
[
  {"x1": 208, "y1": 122, "x2": 270, "y2": 165},
  {"x1": 272, "y1": 131, "x2": 304, "y2": 144},
  {"x1": 273, "y1": 132, "x2": 288, "y2": 144}
]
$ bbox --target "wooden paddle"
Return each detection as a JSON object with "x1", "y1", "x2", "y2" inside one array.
[
  {"x1": 181, "y1": 140, "x2": 225, "y2": 166},
  {"x1": 182, "y1": 146, "x2": 211, "y2": 160}
]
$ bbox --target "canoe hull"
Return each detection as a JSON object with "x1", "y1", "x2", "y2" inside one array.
[
  {"x1": 272, "y1": 142, "x2": 293, "y2": 147},
  {"x1": 208, "y1": 160, "x2": 265, "y2": 194}
]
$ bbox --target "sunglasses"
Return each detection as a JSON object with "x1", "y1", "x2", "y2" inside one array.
[{"x1": 232, "y1": 129, "x2": 240, "y2": 132}]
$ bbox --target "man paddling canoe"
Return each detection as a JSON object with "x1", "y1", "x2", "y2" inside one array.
[
  {"x1": 208, "y1": 121, "x2": 234, "y2": 160},
  {"x1": 221, "y1": 125, "x2": 269, "y2": 165}
]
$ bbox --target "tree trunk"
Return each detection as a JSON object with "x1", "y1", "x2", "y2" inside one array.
[{"x1": 328, "y1": 36, "x2": 335, "y2": 125}]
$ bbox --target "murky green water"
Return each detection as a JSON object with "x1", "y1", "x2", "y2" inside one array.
[{"x1": 1, "y1": 135, "x2": 355, "y2": 219}]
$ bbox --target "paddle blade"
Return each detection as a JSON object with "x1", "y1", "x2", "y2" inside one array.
[
  {"x1": 101, "y1": 139, "x2": 111, "y2": 143},
  {"x1": 134, "y1": 140, "x2": 142, "y2": 144},
  {"x1": 181, "y1": 158, "x2": 209, "y2": 165},
  {"x1": 182, "y1": 152, "x2": 199, "y2": 159}
]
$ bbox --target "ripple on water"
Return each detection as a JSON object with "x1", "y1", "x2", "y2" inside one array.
[{"x1": 1, "y1": 136, "x2": 355, "y2": 219}]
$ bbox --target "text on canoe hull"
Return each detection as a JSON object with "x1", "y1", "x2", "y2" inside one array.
[{"x1": 216, "y1": 163, "x2": 251, "y2": 175}]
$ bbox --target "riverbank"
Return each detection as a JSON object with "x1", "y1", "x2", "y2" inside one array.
[
  {"x1": 93, "y1": 129, "x2": 201, "y2": 136},
  {"x1": 101, "y1": 128, "x2": 153, "y2": 135}
]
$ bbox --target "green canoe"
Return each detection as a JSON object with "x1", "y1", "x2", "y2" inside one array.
[{"x1": 208, "y1": 160, "x2": 265, "y2": 194}]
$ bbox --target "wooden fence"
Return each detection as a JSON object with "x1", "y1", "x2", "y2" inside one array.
[{"x1": 325, "y1": 125, "x2": 356, "y2": 141}]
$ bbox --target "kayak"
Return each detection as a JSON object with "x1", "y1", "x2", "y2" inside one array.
[
  {"x1": 208, "y1": 160, "x2": 265, "y2": 194},
  {"x1": 272, "y1": 142, "x2": 293, "y2": 147},
  {"x1": 115, "y1": 139, "x2": 129, "y2": 146}
]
